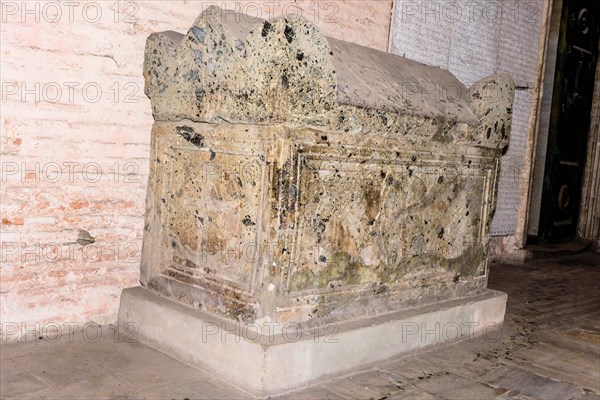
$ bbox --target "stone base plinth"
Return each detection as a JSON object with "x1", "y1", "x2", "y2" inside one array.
[{"x1": 118, "y1": 287, "x2": 507, "y2": 398}]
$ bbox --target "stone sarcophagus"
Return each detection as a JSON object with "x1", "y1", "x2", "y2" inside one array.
[{"x1": 119, "y1": 6, "x2": 513, "y2": 397}]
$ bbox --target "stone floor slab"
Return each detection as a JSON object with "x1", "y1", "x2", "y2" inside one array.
[
  {"x1": 481, "y1": 365, "x2": 583, "y2": 400},
  {"x1": 321, "y1": 369, "x2": 409, "y2": 399},
  {"x1": 414, "y1": 372, "x2": 504, "y2": 400}
]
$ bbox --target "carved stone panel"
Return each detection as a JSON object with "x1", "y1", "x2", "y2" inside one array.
[
  {"x1": 161, "y1": 141, "x2": 265, "y2": 291},
  {"x1": 288, "y1": 148, "x2": 495, "y2": 294}
]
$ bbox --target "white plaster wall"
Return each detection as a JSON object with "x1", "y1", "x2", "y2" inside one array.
[{"x1": 390, "y1": 0, "x2": 545, "y2": 236}]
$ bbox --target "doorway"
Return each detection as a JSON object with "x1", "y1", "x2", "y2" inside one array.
[{"x1": 534, "y1": 0, "x2": 599, "y2": 243}]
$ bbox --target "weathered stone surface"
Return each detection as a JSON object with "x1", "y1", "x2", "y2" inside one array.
[
  {"x1": 138, "y1": 6, "x2": 514, "y2": 328},
  {"x1": 144, "y1": 6, "x2": 514, "y2": 148}
]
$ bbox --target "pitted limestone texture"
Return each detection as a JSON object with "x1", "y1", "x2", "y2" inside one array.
[
  {"x1": 144, "y1": 6, "x2": 514, "y2": 149},
  {"x1": 139, "y1": 6, "x2": 515, "y2": 328}
]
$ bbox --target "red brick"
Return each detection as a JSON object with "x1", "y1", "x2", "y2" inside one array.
[
  {"x1": 2, "y1": 217, "x2": 24, "y2": 225},
  {"x1": 69, "y1": 200, "x2": 89, "y2": 209}
]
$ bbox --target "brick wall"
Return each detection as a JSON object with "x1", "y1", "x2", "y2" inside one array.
[{"x1": 0, "y1": 0, "x2": 393, "y2": 336}]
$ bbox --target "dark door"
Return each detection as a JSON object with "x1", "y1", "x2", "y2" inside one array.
[{"x1": 539, "y1": 0, "x2": 599, "y2": 242}]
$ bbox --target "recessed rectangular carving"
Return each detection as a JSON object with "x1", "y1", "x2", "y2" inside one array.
[
  {"x1": 155, "y1": 132, "x2": 267, "y2": 292},
  {"x1": 288, "y1": 150, "x2": 493, "y2": 293}
]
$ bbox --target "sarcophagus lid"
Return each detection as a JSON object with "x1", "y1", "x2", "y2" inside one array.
[{"x1": 144, "y1": 6, "x2": 514, "y2": 150}]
